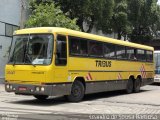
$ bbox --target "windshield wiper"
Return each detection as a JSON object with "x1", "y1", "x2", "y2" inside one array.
[
  {"x1": 11, "y1": 47, "x2": 16, "y2": 66},
  {"x1": 13, "y1": 58, "x2": 16, "y2": 66},
  {"x1": 25, "y1": 53, "x2": 36, "y2": 67}
]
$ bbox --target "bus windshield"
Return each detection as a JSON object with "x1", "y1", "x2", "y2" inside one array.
[
  {"x1": 155, "y1": 52, "x2": 160, "y2": 74},
  {"x1": 9, "y1": 34, "x2": 53, "y2": 65}
]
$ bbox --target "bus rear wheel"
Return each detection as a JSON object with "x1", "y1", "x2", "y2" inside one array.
[
  {"x1": 34, "y1": 95, "x2": 48, "y2": 100},
  {"x1": 134, "y1": 77, "x2": 141, "y2": 93},
  {"x1": 66, "y1": 80, "x2": 85, "y2": 102},
  {"x1": 126, "y1": 78, "x2": 133, "y2": 94}
]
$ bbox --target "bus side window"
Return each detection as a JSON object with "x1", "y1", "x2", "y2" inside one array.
[
  {"x1": 126, "y1": 47, "x2": 137, "y2": 60},
  {"x1": 89, "y1": 41, "x2": 103, "y2": 57},
  {"x1": 69, "y1": 37, "x2": 80, "y2": 55},
  {"x1": 137, "y1": 49, "x2": 146, "y2": 61},
  {"x1": 69, "y1": 36, "x2": 88, "y2": 56},
  {"x1": 55, "y1": 35, "x2": 67, "y2": 66},
  {"x1": 103, "y1": 43, "x2": 116, "y2": 59},
  {"x1": 146, "y1": 51, "x2": 153, "y2": 62},
  {"x1": 116, "y1": 45, "x2": 126, "y2": 59}
]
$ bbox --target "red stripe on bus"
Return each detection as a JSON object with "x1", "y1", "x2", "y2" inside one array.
[{"x1": 88, "y1": 73, "x2": 93, "y2": 80}]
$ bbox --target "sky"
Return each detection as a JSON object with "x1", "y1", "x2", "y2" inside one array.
[{"x1": 158, "y1": 0, "x2": 160, "y2": 5}]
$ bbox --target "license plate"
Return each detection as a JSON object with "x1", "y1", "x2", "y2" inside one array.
[
  {"x1": 18, "y1": 87, "x2": 27, "y2": 91},
  {"x1": 154, "y1": 79, "x2": 160, "y2": 82}
]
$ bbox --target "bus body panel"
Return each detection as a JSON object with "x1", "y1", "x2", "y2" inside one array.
[
  {"x1": 5, "y1": 65, "x2": 48, "y2": 84},
  {"x1": 68, "y1": 57, "x2": 154, "y2": 94},
  {"x1": 5, "y1": 27, "x2": 154, "y2": 98}
]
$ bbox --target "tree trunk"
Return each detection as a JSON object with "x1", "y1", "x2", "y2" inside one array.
[
  {"x1": 117, "y1": 32, "x2": 121, "y2": 40},
  {"x1": 77, "y1": 18, "x2": 84, "y2": 32},
  {"x1": 86, "y1": 16, "x2": 94, "y2": 33}
]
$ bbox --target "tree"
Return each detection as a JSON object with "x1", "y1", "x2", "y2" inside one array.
[
  {"x1": 27, "y1": 0, "x2": 160, "y2": 44},
  {"x1": 128, "y1": 0, "x2": 160, "y2": 44},
  {"x1": 25, "y1": 1, "x2": 80, "y2": 30},
  {"x1": 111, "y1": 0, "x2": 131, "y2": 40},
  {"x1": 150, "y1": 4, "x2": 160, "y2": 38},
  {"x1": 55, "y1": 0, "x2": 114, "y2": 33}
]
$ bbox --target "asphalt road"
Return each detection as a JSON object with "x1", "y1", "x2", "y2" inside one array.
[{"x1": 0, "y1": 84, "x2": 160, "y2": 120}]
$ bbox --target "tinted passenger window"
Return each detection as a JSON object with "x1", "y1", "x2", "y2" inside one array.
[
  {"x1": 146, "y1": 51, "x2": 153, "y2": 62},
  {"x1": 116, "y1": 45, "x2": 126, "y2": 59},
  {"x1": 103, "y1": 43, "x2": 116, "y2": 58},
  {"x1": 69, "y1": 37, "x2": 88, "y2": 56},
  {"x1": 69, "y1": 37, "x2": 80, "y2": 55},
  {"x1": 80, "y1": 40, "x2": 88, "y2": 56},
  {"x1": 89, "y1": 41, "x2": 103, "y2": 57},
  {"x1": 137, "y1": 49, "x2": 146, "y2": 61},
  {"x1": 126, "y1": 47, "x2": 136, "y2": 60}
]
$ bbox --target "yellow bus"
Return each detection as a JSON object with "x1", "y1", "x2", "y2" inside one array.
[{"x1": 5, "y1": 27, "x2": 154, "y2": 102}]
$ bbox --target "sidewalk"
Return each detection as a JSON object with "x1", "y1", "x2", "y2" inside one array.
[
  {"x1": 0, "y1": 78, "x2": 4, "y2": 91},
  {"x1": 0, "y1": 83, "x2": 4, "y2": 92},
  {"x1": 0, "y1": 78, "x2": 4, "y2": 84}
]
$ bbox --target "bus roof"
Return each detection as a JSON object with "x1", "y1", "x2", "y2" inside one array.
[{"x1": 15, "y1": 27, "x2": 154, "y2": 51}]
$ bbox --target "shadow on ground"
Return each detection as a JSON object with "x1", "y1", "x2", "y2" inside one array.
[
  {"x1": 10, "y1": 89, "x2": 149, "y2": 106},
  {"x1": 151, "y1": 83, "x2": 160, "y2": 86}
]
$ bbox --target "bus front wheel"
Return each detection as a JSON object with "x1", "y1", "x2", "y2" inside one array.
[
  {"x1": 34, "y1": 95, "x2": 48, "y2": 100},
  {"x1": 126, "y1": 78, "x2": 133, "y2": 94},
  {"x1": 66, "y1": 80, "x2": 85, "y2": 102},
  {"x1": 134, "y1": 77, "x2": 141, "y2": 93}
]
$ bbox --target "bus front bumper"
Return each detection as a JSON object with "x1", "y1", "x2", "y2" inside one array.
[
  {"x1": 5, "y1": 83, "x2": 72, "y2": 96},
  {"x1": 154, "y1": 78, "x2": 160, "y2": 83},
  {"x1": 154, "y1": 75, "x2": 160, "y2": 83}
]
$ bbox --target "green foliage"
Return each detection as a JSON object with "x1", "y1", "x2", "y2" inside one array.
[
  {"x1": 111, "y1": 0, "x2": 132, "y2": 39},
  {"x1": 25, "y1": 1, "x2": 80, "y2": 31},
  {"x1": 27, "y1": 0, "x2": 160, "y2": 44},
  {"x1": 128, "y1": 0, "x2": 160, "y2": 43},
  {"x1": 55, "y1": 0, "x2": 114, "y2": 33}
]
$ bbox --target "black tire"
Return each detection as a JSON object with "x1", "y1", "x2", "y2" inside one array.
[
  {"x1": 126, "y1": 78, "x2": 133, "y2": 94},
  {"x1": 134, "y1": 77, "x2": 141, "y2": 93},
  {"x1": 66, "y1": 81, "x2": 85, "y2": 102},
  {"x1": 34, "y1": 95, "x2": 48, "y2": 100}
]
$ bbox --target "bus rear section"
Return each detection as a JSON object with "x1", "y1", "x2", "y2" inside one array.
[{"x1": 154, "y1": 51, "x2": 160, "y2": 83}]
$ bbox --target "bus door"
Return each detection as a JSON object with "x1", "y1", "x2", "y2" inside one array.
[{"x1": 54, "y1": 35, "x2": 68, "y2": 82}]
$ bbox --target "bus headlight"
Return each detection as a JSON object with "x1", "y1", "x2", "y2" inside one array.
[
  {"x1": 6, "y1": 84, "x2": 10, "y2": 89},
  {"x1": 10, "y1": 85, "x2": 13, "y2": 89},
  {"x1": 41, "y1": 87, "x2": 45, "y2": 92},
  {"x1": 36, "y1": 87, "x2": 40, "y2": 92},
  {"x1": 35, "y1": 86, "x2": 45, "y2": 92}
]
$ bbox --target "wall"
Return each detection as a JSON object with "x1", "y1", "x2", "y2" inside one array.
[
  {"x1": 0, "y1": 0, "x2": 21, "y2": 25},
  {"x1": 0, "y1": 0, "x2": 22, "y2": 82}
]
